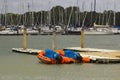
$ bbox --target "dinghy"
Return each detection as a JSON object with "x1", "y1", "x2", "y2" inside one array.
[{"x1": 37, "y1": 49, "x2": 91, "y2": 64}]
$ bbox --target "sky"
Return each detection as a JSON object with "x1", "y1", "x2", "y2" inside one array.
[{"x1": 0, "y1": 0, "x2": 120, "y2": 14}]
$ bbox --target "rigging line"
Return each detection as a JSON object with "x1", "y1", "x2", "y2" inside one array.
[
  {"x1": 67, "y1": 6, "x2": 74, "y2": 28},
  {"x1": 82, "y1": 12, "x2": 87, "y2": 28}
]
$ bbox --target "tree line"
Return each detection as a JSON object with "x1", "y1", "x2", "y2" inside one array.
[{"x1": 0, "y1": 5, "x2": 120, "y2": 27}]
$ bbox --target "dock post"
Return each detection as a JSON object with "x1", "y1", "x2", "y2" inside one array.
[
  {"x1": 23, "y1": 28, "x2": 27, "y2": 50},
  {"x1": 81, "y1": 29, "x2": 84, "y2": 48},
  {"x1": 52, "y1": 30, "x2": 57, "y2": 51}
]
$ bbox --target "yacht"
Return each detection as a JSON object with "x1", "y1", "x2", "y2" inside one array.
[{"x1": 84, "y1": 23, "x2": 113, "y2": 35}]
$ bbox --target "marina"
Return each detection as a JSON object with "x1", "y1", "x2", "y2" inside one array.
[{"x1": 1, "y1": 0, "x2": 120, "y2": 80}]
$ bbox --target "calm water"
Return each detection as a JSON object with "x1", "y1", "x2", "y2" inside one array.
[{"x1": 0, "y1": 35, "x2": 120, "y2": 80}]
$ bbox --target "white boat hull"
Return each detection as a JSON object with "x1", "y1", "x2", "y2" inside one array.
[{"x1": 84, "y1": 31, "x2": 113, "y2": 35}]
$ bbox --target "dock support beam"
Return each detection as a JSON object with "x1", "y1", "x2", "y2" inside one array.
[
  {"x1": 52, "y1": 31, "x2": 57, "y2": 51},
  {"x1": 81, "y1": 29, "x2": 84, "y2": 48},
  {"x1": 23, "y1": 28, "x2": 27, "y2": 50}
]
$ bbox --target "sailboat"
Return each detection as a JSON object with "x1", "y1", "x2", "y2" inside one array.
[
  {"x1": 17, "y1": 1, "x2": 39, "y2": 35},
  {"x1": 84, "y1": 23, "x2": 113, "y2": 35},
  {"x1": 111, "y1": 0, "x2": 120, "y2": 34},
  {"x1": 62, "y1": 0, "x2": 81, "y2": 35},
  {"x1": 83, "y1": 0, "x2": 113, "y2": 35},
  {"x1": 0, "y1": 0, "x2": 18, "y2": 35},
  {"x1": 40, "y1": 4, "x2": 63, "y2": 35}
]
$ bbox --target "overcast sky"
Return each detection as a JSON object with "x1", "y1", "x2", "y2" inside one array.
[{"x1": 0, "y1": 0, "x2": 120, "y2": 13}]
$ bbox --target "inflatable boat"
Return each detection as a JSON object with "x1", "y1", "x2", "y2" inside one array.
[{"x1": 37, "y1": 49, "x2": 90, "y2": 64}]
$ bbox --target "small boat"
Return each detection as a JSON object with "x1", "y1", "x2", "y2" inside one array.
[
  {"x1": 0, "y1": 28, "x2": 18, "y2": 35},
  {"x1": 37, "y1": 50, "x2": 77, "y2": 64},
  {"x1": 18, "y1": 28, "x2": 39, "y2": 35},
  {"x1": 62, "y1": 27, "x2": 81, "y2": 35},
  {"x1": 37, "y1": 49, "x2": 91, "y2": 64},
  {"x1": 40, "y1": 25, "x2": 63, "y2": 35}
]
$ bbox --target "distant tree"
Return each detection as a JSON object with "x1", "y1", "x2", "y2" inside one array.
[
  {"x1": 1, "y1": 5, "x2": 120, "y2": 27},
  {"x1": 50, "y1": 5, "x2": 64, "y2": 25}
]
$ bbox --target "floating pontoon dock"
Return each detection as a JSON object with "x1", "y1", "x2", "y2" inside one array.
[
  {"x1": 64, "y1": 47, "x2": 120, "y2": 52},
  {"x1": 12, "y1": 47, "x2": 120, "y2": 63},
  {"x1": 80, "y1": 51, "x2": 120, "y2": 63},
  {"x1": 12, "y1": 48, "x2": 41, "y2": 55}
]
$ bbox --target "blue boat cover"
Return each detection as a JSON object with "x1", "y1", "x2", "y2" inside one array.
[
  {"x1": 64, "y1": 50, "x2": 80, "y2": 59},
  {"x1": 45, "y1": 49, "x2": 61, "y2": 59},
  {"x1": 45, "y1": 49, "x2": 80, "y2": 60},
  {"x1": 45, "y1": 49, "x2": 55, "y2": 59}
]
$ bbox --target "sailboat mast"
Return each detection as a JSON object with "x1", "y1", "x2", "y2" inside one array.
[
  {"x1": 0, "y1": 8, "x2": 1, "y2": 25},
  {"x1": 4, "y1": 0, "x2": 7, "y2": 26},
  {"x1": 94, "y1": 0, "x2": 96, "y2": 13},
  {"x1": 22, "y1": 1, "x2": 26, "y2": 26},
  {"x1": 90, "y1": 1, "x2": 93, "y2": 26},
  {"x1": 48, "y1": 0, "x2": 51, "y2": 25},
  {"x1": 31, "y1": 0, "x2": 34, "y2": 26},
  {"x1": 93, "y1": 0, "x2": 96, "y2": 25},
  {"x1": 113, "y1": 0, "x2": 116, "y2": 26},
  {"x1": 27, "y1": 2, "x2": 31, "y2": 26},
  {"x1": 76, "y1": 0, "x2": 79, "y2": 26},
  {"x1": 41, "y1": 11, "x2": 42, "y2": 26}
]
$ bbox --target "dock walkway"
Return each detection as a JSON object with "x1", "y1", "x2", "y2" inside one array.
[
  {"x1": 64, "y1": 47, "x2": 120, "y2": 52},
  {"x1": 12, "y1": 48, "x2": 41, "y2": 55},
  {"x1": 12, "y1": 47, "x2": 120, "y2": 63}
]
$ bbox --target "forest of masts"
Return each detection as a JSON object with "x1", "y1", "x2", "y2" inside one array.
[{"x1": 0, "y1": 5, "x2": 120, "y2": 28}]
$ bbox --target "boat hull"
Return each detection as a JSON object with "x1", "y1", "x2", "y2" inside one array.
[
  {"x1": 84, "y1": 31, "x2": 113, "y2": 35},
  {"x1": 37, "y1": 50, "x2": 56, "y2": 64},
  {"x1": 37, "y1": 50, "x2": 90, "y2": 64}
]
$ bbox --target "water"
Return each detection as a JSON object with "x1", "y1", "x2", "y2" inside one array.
[{"x1": 0, "y1": 35, "x2": 120, "y2": 80}]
